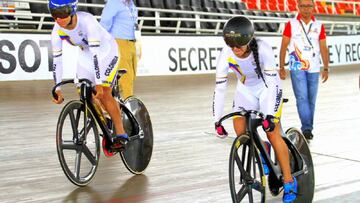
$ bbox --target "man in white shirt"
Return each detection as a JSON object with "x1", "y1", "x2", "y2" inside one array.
[{"x1": 279, "y1": 0, "x2": 329, "y2": 140}]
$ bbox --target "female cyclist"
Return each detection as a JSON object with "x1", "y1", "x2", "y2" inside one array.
[
  {"x1": 212, "y1": 16, "x2": 297, "y2": 203},
  {"x1": 49, "y1": 0, "x2": 128, "y2": 148}
]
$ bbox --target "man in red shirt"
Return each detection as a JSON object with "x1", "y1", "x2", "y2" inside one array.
[{"x1": 279, "y1": 0, "x2": 329, "y2": 141}]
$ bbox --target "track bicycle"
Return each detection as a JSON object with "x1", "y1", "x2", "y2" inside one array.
[
  {"x1": 51, "y1": 70, "x2": 153, "y2": 186},
  {"x1": 217, "y1": 99, "x2": 314, "y2": 203}
]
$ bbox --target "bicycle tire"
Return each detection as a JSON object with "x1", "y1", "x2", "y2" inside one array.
[
  {"x1": 286, "y1": 127, "x2": 315, "y2": 203},
  {"x1": 56, "y1": 100, "x2": 100, "y2": 186},
  {"x1": 120, "y1": 97, "x2": 153, "y2": 174},
  {"x1": 229, "y1": 134, "x2": 266, "y2": 203}
]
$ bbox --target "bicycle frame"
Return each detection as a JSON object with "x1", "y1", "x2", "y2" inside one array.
[
  {"x1": 52, "y1": 78, "x2": 144, "y2": 149},
  {"x1": 219, "y1": 110, "x2": 308, "y2": 182},
  {"x1": 247, "y1": 114, "x2": 283, "y2": 179}
]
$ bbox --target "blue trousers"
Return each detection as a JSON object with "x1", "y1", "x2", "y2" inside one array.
[{"x1": 290, "y1": 71, "x2": 320, "y2": 132}]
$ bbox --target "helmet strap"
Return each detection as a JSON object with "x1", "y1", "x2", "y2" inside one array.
[
  {"x1": 67, "y1": 15, "x2": 74, "y2": 27},
  {"x1": 241, "y1": 45, "x2": 251, "y2": 57},
  {"x1": 63, "y1": 14, "x2": 75, "y2": 28}
]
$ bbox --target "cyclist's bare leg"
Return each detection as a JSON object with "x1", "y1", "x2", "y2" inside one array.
[
  {"x1": 93, "y1": 97, "x2": 106, "y2": 114},
  {"x1": 233, "y1": 117, "x2": 270, "y2": 152},
  {"x1": 266, "y1": 123, "x2": 293, "y2": 183},
  {"x1": 233, "y1": 117, "x2": 246, "y2": 136},
  {"x1": 99, "y1": 86, "x2": 125, "y2": 135}
]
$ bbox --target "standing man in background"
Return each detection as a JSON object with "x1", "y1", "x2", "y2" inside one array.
[
  {"x1": 100, "y1": 0, "x2": 140, "y2": 99},
  {"x1": 279, "y1": 0, "x2": 329, "y2": 141}
]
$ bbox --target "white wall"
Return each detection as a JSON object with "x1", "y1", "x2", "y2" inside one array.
[{"x1": 0, "y1": 34, "x2": 359, "y2": 81}]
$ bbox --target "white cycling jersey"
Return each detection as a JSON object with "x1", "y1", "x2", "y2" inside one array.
[
  {"x1": 51, "y1": 12, "x2": 119, "y2": 88},
  {"x1": 213, "y1": 40, "x2": 283, "y2": 122}
]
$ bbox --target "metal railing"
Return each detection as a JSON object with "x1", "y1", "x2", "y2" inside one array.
[
  {"x1": 0, "y1": 0, "x2": 359, "y2": 35},
  {"x1": 245, "y1": 0, "x2": 360, "y2": 15},
  {"x1": 315, "y1": 0, "x2": 360, "y2": 15}
]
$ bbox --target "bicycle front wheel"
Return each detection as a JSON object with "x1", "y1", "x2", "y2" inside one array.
[
  {"x1": 56, "y1": 100, "x2": 100, "y2": 186},
  {"x1": 229, "y1": 134, "x2": 266, "y2": 203}
]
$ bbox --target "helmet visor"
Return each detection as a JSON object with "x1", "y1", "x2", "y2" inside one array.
[
  {"x1": 224, "y1": 33, "x2": 252, "y2": 48},
  {"x1": 50, "y1": 6, "x2": 72, "y2": 19}
]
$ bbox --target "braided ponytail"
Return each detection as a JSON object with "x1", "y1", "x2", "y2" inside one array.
[{"x1": 249, "y1": 38, "x2": 268, "y2": 87}]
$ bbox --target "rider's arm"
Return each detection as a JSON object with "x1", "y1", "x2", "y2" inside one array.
[
  {"x1": 259, "y1": 41, "x2": 283, "y2": 118},
  {"x1": 213, "y1": 48, "x2": 230, "y2": 122},
  {"x1": 51, "y1": 28, "x2": 63, "y2": 90}
]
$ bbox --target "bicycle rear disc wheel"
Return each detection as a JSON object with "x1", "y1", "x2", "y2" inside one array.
[
  {"x1": 56, "y1": 100, "x2": 100, "y2": 186},
  {"x1": 286, "y1": 127, "x2": 315, "y2": 203},
  {"x1": 121, "y1": 97, "x2": 153, "y2": 174},
  {"x1": 229, "y1": 134, "x2": 266, "y2": 203}
]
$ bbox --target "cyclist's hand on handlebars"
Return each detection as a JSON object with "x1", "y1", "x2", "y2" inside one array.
[
  {"x1": 94, "y1": 85, "x2": 104, "y2": 99},
  {"x1": 262, "y1": 115, "x2": 276, "y2": 132},
  {"x1": 215, "y1": 122, "x2": 228, "y2": 138},
  {"x1": 52, "y1": 90, "x2": 64, "y2": 104}
]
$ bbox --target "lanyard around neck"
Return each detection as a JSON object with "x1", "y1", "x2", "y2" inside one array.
[{"x1": 299, "y1": 20, "x2": 313, "y2": 48}]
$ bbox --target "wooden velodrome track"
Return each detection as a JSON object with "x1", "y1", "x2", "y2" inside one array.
[{"x1": 1, "y1": 65, "x2": 360, "y2": 203}]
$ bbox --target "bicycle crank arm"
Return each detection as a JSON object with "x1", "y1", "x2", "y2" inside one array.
[
  {"x1": 291, "y1": 153, "x2": 309, "y2": 178},
  {"x1": 128, "y1": 130, "x2": 144, "y2": 142},
  {"x1": 292, "y1": 166, "x2": 308, "y2": 178}
]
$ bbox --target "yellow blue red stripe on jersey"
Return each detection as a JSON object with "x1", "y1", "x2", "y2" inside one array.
[
  {"x1": 228, "y1": 57, "x2": 246, "y2": 83},
  {"x1": 57, "y1": 30, "x2": 76, "y2": 46}
]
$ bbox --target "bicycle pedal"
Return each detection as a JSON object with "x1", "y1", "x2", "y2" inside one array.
[
  {"x1": 111, "y1": 146, "x2": 125, "y2": 152},
  {"x1": 103, "y1": 147, "x2": 117, "y2": 157},
  {"x1": 111, "y1": 142, "x2": 127, "y2": 151}
]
